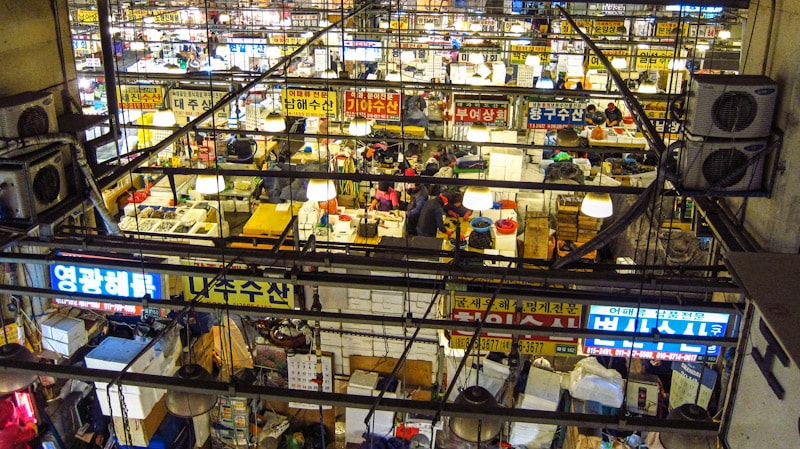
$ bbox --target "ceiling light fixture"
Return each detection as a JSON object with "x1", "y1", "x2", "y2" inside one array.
[
  {"x1": 718, "y1": 29, "x2": 731, "y2": 40},
  {"x1": 306, "y1": 179, "x2": 337, "y2": 202},
  {"x1": 165, "y1": 364, "x2": 218, "y2": 417},
  {"x1": 348, "y1": 116, "x2": 371, "y2": 136},
  {"x1": 195, "y1": 174, "x2": 226, "y2": 195},
  {"x1": 580, "y1": 192, "x2": 613, "y2": 218},
  {"x1": 262, "y1": 112, "x2": 286, "y2": 132},
  {"x1": 466, "y1": 123, "x2": 490, "y2": 143},
  {"x1": 0, "y1": 344, "x2": 38, "y2": 394},
  {"x1": 462, "y1": 186, "x2": 494, "y2": 211}
]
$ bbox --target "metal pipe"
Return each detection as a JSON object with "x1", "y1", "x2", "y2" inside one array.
[{"x1": 97, "y1": 0, "x2": 120, "y2": 141}]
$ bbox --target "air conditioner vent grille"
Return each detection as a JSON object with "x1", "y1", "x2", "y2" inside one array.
[{"x1": 711, "y1": 91, "x2": 758, "y2": 133}]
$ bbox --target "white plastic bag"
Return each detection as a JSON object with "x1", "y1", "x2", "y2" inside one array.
[{"x1": 568, "y1": 357, "x2": 624, "y2": 408}]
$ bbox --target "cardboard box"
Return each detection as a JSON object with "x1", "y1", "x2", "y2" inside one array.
[
  {"x1": 41, "y1": 314, "x2": 87, "y2": 346},
  {"x1": 563, "y1": 426, "x2": 603, "y2": 449},
  {"x1": 113, "y1": 396, "x2": 168, "y2": 448}
]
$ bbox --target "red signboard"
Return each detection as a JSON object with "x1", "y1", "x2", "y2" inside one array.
[
  {"x1": 344, "y1": 91, "x2": 401, "y2": 121},
  {"x1": 452, "y1": 100, "x2": 509, "y2": 126}
]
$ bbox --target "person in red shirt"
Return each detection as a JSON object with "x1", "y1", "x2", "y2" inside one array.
[{"x1": 369, "y1": 182, "x2": 399, "y2": 212}]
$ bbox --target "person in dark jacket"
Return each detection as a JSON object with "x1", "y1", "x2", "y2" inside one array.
[
  {"x1": 405, "y1": 182, "x2": 428, "y2": 235},
  {"x1": 417, "y1": 194, "x2": 452, "y2": 237}
]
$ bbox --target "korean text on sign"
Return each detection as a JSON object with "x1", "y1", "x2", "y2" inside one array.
[
  {"x1": 117, "y1": 85, "x2": 164, "y2": 110},
  {"x1": 527, "y1": 101, "x2": 585, "y2": 129},
  {"x1": 344, "y1": 91, "x2": 401, "y2": 121},
  {"x1": 583, "y1": 305, "x2": 730, "y2": 362},
  {"x1": 282, "y1": 89, "x2": 336, "y2": 118},
  {"x1": 518, "y1": 300, "x2": 581, "y2": 356},
  {"x1": 450, "y1": 295, "x2": 515, "y2": 353},
  {"x1": 453, "y1": 101, "x2": 509, "y2": 126},
  {"x1": 183, "y1": 276, "x2": 294, "y2": 309},
  {"x1": 170, "y1": 89, "x2": 229, "y2": 123},
  {"x1": 50, "y1": 264, "x2": 162, "y2": 299}
]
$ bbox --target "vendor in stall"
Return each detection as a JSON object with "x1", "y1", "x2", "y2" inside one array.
[
  {"x1": 369, "y1": 181, "x2": 400, "y2": 212},
  {"x1": 405, "y1": 176, "x2": 428, "y2": 236},
  {"x1": 417, "y1": 193, "x2": 452, "y2": 237},
  {"x1": 443, "y1": 191, "x2": 472, "y2": 219},
  {"x1": 605, "y1": 102, "x2": 623, "y2": 127}
]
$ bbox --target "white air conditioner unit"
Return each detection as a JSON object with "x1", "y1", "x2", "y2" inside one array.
[
  {"x1": 0, "y1": 144, "x2": 69, "y2": 221},
  {"x1": 678, "y1": 134, "x2": 768, "y2": 192},
  {"x1": 685, "y1": 74, "x2": 777, "y2": 139},
  {"x1": 0, "y1": 91, "x2": 58, "y2": 140}
]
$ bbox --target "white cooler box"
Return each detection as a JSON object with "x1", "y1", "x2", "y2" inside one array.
[
  {"x1": 345, "y1": 370, "x2": 401, "y2": 443},
  {"x1": 41, "y1": 314, "x2": 88, "y2": 357},
  {"x1": 85, "y1": 337, "x2": 166, "y2": 419}
]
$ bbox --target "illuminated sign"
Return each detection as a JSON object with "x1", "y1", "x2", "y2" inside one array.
[
  {"x1": 50, "y1": 263, "x2": 163, "y2": 299},
  {"x1": 76, "y1": 9, "x2": 98, "y2": 24},
  {"x1": 281, "y1": 89, "x2": 336, "y2": 118},
  {"x1": 53, "y1": 298, "x2": 143, "y2": 316},
  {"x1": 343, "y1": 40, "x2": 382, "y2": 62},
  {"x1": 526, "y1": 101, "x2": 585, "y2": 129},
  {"x1": 509, "y1": 44, "x2": 551, "y2": 65},
  {"x1": 117, "y1": 85, "x2": 164, "y2": 110},
  {"x1": 587, "y1": 48, "x2": 629, "y2": 70},
  {"x1": 170, "y1": 88, "x2": 229, "y2": 124},
  {"x1": 344, "y1": 91, "x2": 401, "y2": 121},
  {"x1": 182, "y1": 260, "x2": 294, "y2": 308},
  {"x1": 560, "y1": 19, "x2": 592, "y2": 35},
  {"x1": 593, "y1": 20, "x2": 625, "y2": 36},
  {"x1": 583, "y1": 305, "x2": 731, "y2": 362},
  {"x1": 453, "y1": 99, "x2": 509, "y2": 126},
  {"x1": 450, "y1": 295, "x2": 581, "y2": 356},
  {"x1": 635, "y1": 48, "x2": 677, "y2": 70}
]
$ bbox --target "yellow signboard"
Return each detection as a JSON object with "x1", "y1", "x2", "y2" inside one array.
[
  {"x1": 517, "y1": 299, "x2": 581, "y2": 356},
  {"x1": 561, "y1": 19, "x2": 592, "y2": 35},
  {"x1": 153, "y1": 11, "x2": 181, "y2": 24},
  {"x1": 655, "y1": 21, "x2": 680, "y2": 37},
  {"x1": 182, "y1": 261, "x2": 294, "y2": 308},
  {"x1": 281, "y1": 89, "x2": 336, "y2": 118},
  {"x1": 635, "y1": 49, "x2": 675, "y2": 71},
  {"x1": 593, "y1": 20, "x2": 625, "y2": 36},
  {"x1": 170, "y1": 88, "x2": 229, "y2": 124},
  {"x1": 117, "y1": 85, "x2": 164, "y2": 110},
  {"x1": 450, "y1": 294, "x2": 514, "y2": 353},
  {"x1": 509, "y1": 44, "x2": 551, "y2": 66},
  {"x1": 587, "y1": 49, "x2": 630, "y2": 70},
  {"x1": 76, "y1": 9, "x2": 99, "y2": 24}
]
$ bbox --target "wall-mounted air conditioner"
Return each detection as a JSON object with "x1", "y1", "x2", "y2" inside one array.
[
  {"x1": 0, "y1": 91, "x2": 58, "y2": 141},
  {"x1": 678, "y1": 134, "x2": 768, "y2": 192},
  {"x1": 0, "y1": 144, "x2": 69, "y2": 221}
]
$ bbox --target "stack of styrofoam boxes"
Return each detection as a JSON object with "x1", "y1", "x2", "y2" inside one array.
[
  {"x1": 345, "y1": 370, "x2": 400, "y2": 444},
  {"x1": 41, "y1": 314, "x2": 88, "y2": 357},
  {"x1": 572, "y1": 158, "x2": 592, "y2": 179},
  {"x1": 509, "y1": 367, "x2": 563, "y2": 449}
]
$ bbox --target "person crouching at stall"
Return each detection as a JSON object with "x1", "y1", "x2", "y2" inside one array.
[
  {"x1": 369, "y1": 181, "x2": 400, "y2": 212},
  {"x1": 405, "y1": 180, "x2": 428, "y2": 235},
  {"x1": 417, "y1": 193, "x2": 452, "y2": 238}
]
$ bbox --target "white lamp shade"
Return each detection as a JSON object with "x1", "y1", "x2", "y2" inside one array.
[
  {"x1": 348, "y1": 117, "x2": 371, "y2": 136},
  {"x1": 266, "y1": 46, "x2": 282, "y2": 59},
  {"x1": 400, "y1": 51, "x2": 416, "y2": 63},
  {"x1": 307, "y1": 179, "x2": 337, "y2": 202},
  {"x1": 611, "y1": 57, "x2": 627, "y2": 69},
  {"x1": 668, "y1": 59, "x2": 687, "y2": 70},
  {"x1": 581, "y1": 192, "x2": 613, "y2": 218},
  {"x1": 165, "y1": 364, "x2": 218, "y2": 417},
  {"x1": 320, "y1": 70, "x2": 338, "y2": 79},
  {"x1": 262, "y1": 112, "x2": 286, "y2": 132},
  {"x1": 195, "y1": 174, "x2": 226, "y2": 194},
  {"x1": 525, "y1": 54, "x2": 541, "y2": 66},
  {"x1": 509, "y1": 23, "x2": 525, "y2": 33},
  {"x1": 462, "y1": 186, "x2": 493, "y2": 211},
  {"x1": 385, "y1": 72, "x2": 401, "y2": 82},
  {"x1": 424, "y1": 22, "x2": 435, "y2": 31},
  {"x1": 718, "y1": 29, "x2": 731, "y2": 40},
  {"x1": 476, "y1": 63, "x2": 492, "y2": 78},
  {"x1": 638, "y1": 82, "x2": 658, "y2": 94},
  {"x1": 468, "y1": 53, "x2": 485, "y2": 65},
  {"x1": 0, "y1": 344, "x2": 38, "y2": 394},
  {"x1": 466, "y1": 123, "x2": 490, "y2": 143},
  {"x1": 218, "y1": 13, "x2": 230, "y2": 23},
  {"x1": 535, "y1": 77, "x2": 554, "y2": 89},
  {"x1": 152, "y1": 109, "x2": 177, "y2": 127},
  {"x1": 130, "y1": 41, "x2": 146, "y2": 51}
]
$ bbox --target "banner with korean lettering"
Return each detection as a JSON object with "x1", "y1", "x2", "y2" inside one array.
[
  {"x1": 117, "y1": 85, "x2": 164, "y2": 110},
  {"x1": 583, "y1": 305, "x2": 731, "y2": 362},
  {"x1": 655, "y1": 22, "x2": 680, "y2": 37},
  {"x1": 593, "y1": 20, "x2": 625, "y2": 36},
  {"x1": 182, "y1": 260, "x2": 294, "y2": 308},
  {"x1": 587, "y1": 48, "x2": 629, "y2": 71},
  {"x1": 281, "y1": 89, "x2": 336, "y2": 118},
  {"x1": 453, "y1": 99, "x2": 509, "y2": 126},
  {"x1": 509, "y1": 44, "x2": 551, "y2": 65},
  {"x1": 560, "y1": 19, "x2": 592, "y2": 35},
  {"x1": 518, "y1": 300, "x2": 581, "y2": 356},
  {"x1": 76, "y1": 9, "x2": 98, "y2": 24},
  {"x1": 344, "y1": 91, "x2": 401, "y2": 121},
  {"x1": 170, "y1": 88, "x2": 229, "y2": 124},
  {"x1": 527, "y1": 101, "x2": 585, "y2": 129},
  {"x1": 450, "y1": 294, "x2": 514, "y2": 353},
  {"x1": 641, "y1": 100, "x2": 683, "y2": 137},
  {"x1": 458, "y1": 46, "x2": 503, "y2": 64},
  {"x1": 635, "y1": 48, "x2": 675, "y2": 71}
]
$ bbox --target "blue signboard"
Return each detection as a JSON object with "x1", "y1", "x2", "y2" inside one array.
[
  {"x1": 526, "y1": 101, "x2": 585, "y2": 129},
  {"x1": 583, "y1": 305, "x2": 730, "y2": 362},
  {"x1": 50, "y1": 263, "x2": 162, "y2": 300}
]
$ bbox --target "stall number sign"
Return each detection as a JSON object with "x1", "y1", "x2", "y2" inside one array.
[
  {"x1": 509, "y1": 44, "x2": 551, "y2": 66},
  {"x1": 587, "y1": 49, "x2": 629, "y2": 70},
  {"x1": 453, "y1": 100, "x2": 509, "y2": 126},
  {"x1": 182, "y1": 260, "x2": 294, "y2": 308},
  {"x1": 344, "y1": 91, "x2": 401, "y2": 121},
  {"x1": 170, "y1": 89, "x2": 229, "y2": 123},
  {"x1": 76, "y1": 9, "x2": 98, "y2": 24},
  {"x1": 526, "y1": 101, "x2": 584, "y2": 129},
  {"x1": 518, "y1": 300, "x2": 581, "y2": 355},
  {"x1": 450, "y1": 295, "x2": 581, "y2": 356},
  {"x1": 50, "y1": 263, "x2": 162, "y2": 299},
  {"x1": 593, "y1": 20, "x2": 625, "y2": 35},
  {"x1": 583, "y1": 305, "x2": 730, "y2": 362},
  {"x1": 117, "y1": 85, "x2": 164, "y2": 110},
  {"x1": 281, "y1": 89, "x2": 336, "y2": 118},
  {"x1": 635, "y1": 49, "x2": 676, "y2": 71}
]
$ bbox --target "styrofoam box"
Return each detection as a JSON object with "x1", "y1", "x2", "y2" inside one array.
[
  {"x1": 345, "y1": 370, "x2": 400, "y2": 443},
  {"x1": 43, "y1": 334, "x2": 88, "y2": 357},
  {"x1": 491, "y1": 227, "x2": 518, "y2": 252},
  {"x1": 521, "y1": 367, "x2": 562, "y2": 412},
  {"x1": 41, "y1": 314, "x2": 87, "y2": 346}
]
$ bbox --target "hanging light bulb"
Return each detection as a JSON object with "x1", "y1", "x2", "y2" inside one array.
[
  {"x1": 195, "y1": 174, "x2": 226, "y2": 194},
  {"x1": 468, "y1": 53, "x2": 485, "y2": 65},
  {"x1": 611, "y1": 57, "x2": 627, "y2": 69},
  {"x1": 218, "y1": 13, "x2": 230, "y2": 23},
  {"x1": 265, "y1": 46, "x2": 282, "y2": 59},
  {"x1": 130, "y1": 41, "x2": 146, "y2": 51},
  {"x1": 379, "y1": 21, "x2": 390, "y2": 29},
  {"x1": 348, "y1": 116, "x2": 371, "y2": 136},
  {"x1": 262, "y1": 112, "x2": 286, "y2": 132},
  {"x1": 306, "y1": 179, "x2": 337, "y2": 202},
  {"x1": 466, "y1": 123, "x2": 490, "y2": 143},
  {"x1": 581, "y1": 192, "x2": 613, "y2": 218},
  {"x1": 668, "y1": 58, "x2": 687, "y2": 70},
  {"x1": 152, "y1": 108, "x2": 177, "y2": 127},
  {"x1": 424, "y1": 22, "x2": 435, "y2": 31},
  {"x1": 400, "y1": 50, "x2": 416, "y2": 63},
  {"x1": 535, "y1": 77, "x2": 554, "y2": 89},
  {"x1": 165, "y1": 364, "x2": 218, "y2": 417},
  {"x1": 470, "y1": 22, "x2": 482, "y2": 33},
  {"x1": 384, "y1": 72, "x2": 401, "y2": 82},
  {"x1": 462, "y1": 186, "x2": 494, "y2": 211},
  {"x1": 476, "y1": 63, "x2": 492, "y2": 78},
  {"x1": 525, "y1": 54, "x2": 541, "y2": 66},
  {"x1": 718, "y1": 29, "x2": 731, "y2": 40},
  {"x1": 637, "y1": 81, "x2": 658, "y2": 94},
  {"x1": 0, "y1": 344, "x2": 38, "y2": 394},
  {"x1": 695, "y1": 42, "x2": 710, "y2": 53},
  {"x1": 509, "y1": 23, "x2": 525, "y2": 34}
]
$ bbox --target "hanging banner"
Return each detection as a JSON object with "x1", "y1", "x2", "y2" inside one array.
[
  {"x1": 526, "y1": 101, "x2": 585, "y2": 129},
  {"x1": 635, "y1": 48, "x2": 676, "y2": 70},
  {"x1": 458, "y1": 46, "x2": 503, "y2": 64},
  {"x1": 344, "y1": 91, "x2": 401, "y2": 121},
  {"x1": 117, "y1": 85, "x2": 164, "y2": 110},
  {"x1": 593, "y1": 20, "x2": 625, "y2": 36},
  {"x1": 182, "y1": 260, "x2": 294, "y2": 308},
  {"x1": 453, "y1": 98, "x2": 510, "y2": 126},
  {"x1": 50, "y1": 263, "x2": 163, "y2": 299},
  {"x1": 655, "y1": 21, "x2": 680, "y2": 37},
  {"x1": 281, "y1": 88, "x2": 336, "y2": 118},
  {"x1": 450, "y1": 295, "x2": 581, "y2": 356},
  {"x1": 587, "y1": 48, "x2": 629, "y2": 70},
  {"x1": 76, "y1": 9, "x2": 99, "y2": 24},
  {"x1": 169, "y1": 88, "x2": 229, "y2": 124},
  {"x1": 518, "y1": 300, "x2": 581, "y2": 355},
  {"x1": 509, "y1": 44, "x2": 551, "y2": 65},
  {"x1": 560, "y1": 19, "x2": 592, "y2": 35},
  {"x1": 583, "y1": 305, "x2": 731, "y2": 362}
]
